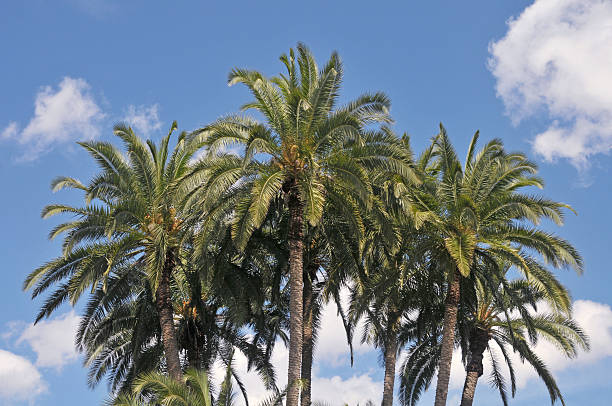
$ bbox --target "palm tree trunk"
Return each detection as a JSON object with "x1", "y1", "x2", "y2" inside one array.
[
  {"x1": 156, "y1": 249, "x2": 183, "y2": 381},
  {"x1": 186, "y1": 332, "x2": 202, "y2": 371},
  {"x1": 382, "y1": 339, "x2": 398, "y2": 406},
  {"x1": 434, "y1": 268, "x2": 461, "y2": 406},
  {"x1": 460, "y1": 328, "x2": 488, "y2": 406},
  {"x1": 286, "y1": 189, "x2": 304, "y2": 406},
  {"x1": 300, "y1": 269, "x2": 314, "y2": 406}
]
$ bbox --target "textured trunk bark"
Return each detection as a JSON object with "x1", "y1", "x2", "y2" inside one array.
[
  {"x1": 286, "y1": 189, "x2": 304, "y2": 406},
  {"x1": 460, "y1": 372, "x2": 479, "y2": 406},
  {"x1": 433, "y1": 268, "x2": 461, "y2": 406},
  {"x1": 381, "y1": 339, "x2": 398, "y2": 406},
  {"x1": 460, "y1": 328, "x2": 488, "y2": 406},
  {"x1": 155, "y1": 250, "x2": 183, "y2": 381},
  {"x1": 300, "y1": 268, "x2": 314, "y2": 406}
]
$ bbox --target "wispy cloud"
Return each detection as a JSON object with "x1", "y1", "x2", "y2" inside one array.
[
  {"x1": 122, "y1": 104, "x2": 163, "y2": 137},
  {"x1": 1, "y1": 77, "x2": 105, "y2": 161},
  {"x1": 489, "y1": 0, "x2": 612, "y2": 168},
  {"x1": 0, "y1": 121, "x2": 18, "y2": 139}
]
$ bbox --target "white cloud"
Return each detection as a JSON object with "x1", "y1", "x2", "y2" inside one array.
[
  {"x1": 0, "y1": 349, "x2": 47, "y2": 403},
  {"x1": 489, "y1": 0, "x2": 612, "y2": 166},
  {"x1": 16, "y1": 311, "x2": 81, "y2": 370},
  {"x1": 446, "y1": 299, "x2": 612, "y2": 392},
  {"x1": 311, "y1": 373, "x2": 381, "y2": 405},
  {"x1": 2, "y1": 77, "x2": 104, "y2": 161},
  {"x1": 211, "y1": 291, "x2": 383, "y2": 405},
  {"x1": 215, "y1": 343, "x2": 382, "y2": 406},
  {"x1": 315, "y1": 290, "x2": 372, "y2": 368},
  {"x1": 123, "y1": 104, "x2": 162, "y2": 137},
  {"x1": 0, "y1": 122, "x2": 18, "y2": 139}
]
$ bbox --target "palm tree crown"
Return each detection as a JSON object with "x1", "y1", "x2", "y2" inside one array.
[
  {"x1": 406, "y1": 126, "x2": 583, "y2": 406},
  {"x1": 24, "y1": 122, "x2": 206, "y2": 381},
  {"x1": 193, "y1": 43, "x2": 414, "y2": 406}
]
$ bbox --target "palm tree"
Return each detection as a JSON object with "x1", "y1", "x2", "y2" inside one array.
[
  {"x1": 405, "y1": 126, "x2": 583, "y2": 406},
  {"x1": 194, "y1": 43, "x2": 412, "y2": 406},
  {"x1": 345, "y1": 132, "x2": 426, "y2": 406},
  {"x1": 121, "y1": 360, "x2": 290, "y2": 406},
  {"x1": 399, "y1": 273, "x2": 589, "y2": 406},
  {"x1": 404, "y1": 126, "x2": 583, "y2": 406},
  {"x1": 349, "y1": 217, "x2": 439, "y2": 406},
  {"x1": 459, "y1": 280, "x2": 588, "y2": 406},
  {"x1": 24, "y1": 122, "x2": 207, "y2": 381},
  {"x1": 130, "y1": 368, "x2": 215, "y2": 406},
  {"x1": 300, "y1": 208, "x2": 365, "y2": 406},
  {"x1": 75, "y1": 197, "x2": 292, "y2": 396},
  {"x1": 77, "y1": 263, "x2": 163, "y2": 393}
]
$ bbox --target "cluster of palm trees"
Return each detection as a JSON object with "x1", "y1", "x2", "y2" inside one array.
[{"x1": 24, "y1": 44, "x2": 589, "y2": 406}]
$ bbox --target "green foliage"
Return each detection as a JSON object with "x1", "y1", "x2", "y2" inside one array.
[{"x1": 24, "y1": 44, "x2": 588, "y2": 406}]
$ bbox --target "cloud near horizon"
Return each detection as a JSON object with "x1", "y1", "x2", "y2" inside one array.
[
  {"x1": 447, "y1": 299, "x2": 612, "y2": 394},
  {"x1": 214, "y1": 296, "x2": 612, "y2": 405},
  {"x1": 0, "y1": 349, "x2": 47, "y2": 404},
  {"x1": 1, "y1": 299, "x2": 610, "y2": 404},
  {"x1": 210, "y1": 291, "x2": 384, "y2": 406},
  {"x1": 489, "y1": 0, "x2": 612, "y2": 167},
  {"x1": 0, "y1": 311, "x2": 81, "y2": 404}
]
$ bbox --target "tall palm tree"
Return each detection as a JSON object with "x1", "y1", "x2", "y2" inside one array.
[
  {"x1": 77, "y1": 251, "x2": 279, "y2": 398},
  {"x1": 458, "y1": 279, "x2": 588, "y2": 406},
  {"x1": 24, "y1": 122, "x2": 207, "y2": 381},
  {"x1": 194, "y1": 43, "x2": 412, "y2": 406},
  {"x1": 299, "y1": 209, "x2": 365, "y2": 406},
  {"x1": 405, "y1": 126, "x2": 583, "y2": 406},
  {"x1": 349, "y1": 217, "x2": 440, "y2": 406},
  {"x1": 399, "y1": 274, "x2": 589, "y2": 406}
]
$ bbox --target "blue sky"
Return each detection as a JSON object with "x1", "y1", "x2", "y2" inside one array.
[{"x1": 1, "y1": 0, "x2": 612, "y2": 405}]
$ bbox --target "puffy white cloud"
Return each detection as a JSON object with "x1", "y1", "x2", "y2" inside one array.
[
  {"x1": 16, "y1": 311, "x2": 81, "y2": 370},
  {"x1": 2, "y1": 77, "x2": 104, "y2": 161},
  {"x1": 447, "y1": 299, "x2": 612, "y2": 392},
  {"x1": 311, "y1": 373, "x2": 381, "y2": 405},
  {"x1": 509, "y1": 299, "x2": 612, "y2": 387},
  {"x1": 210, "y1": 342, "x2": 288, "y2": 406},
  {"x1": 123, "y1": 104, "x2": 162, "y2": 137},
  {"x1": 315, "y1": 290, "x2": 372, "y2": 368},
  {"x1": 489, "y1": 0, "x2": 612, "y2": 166},
  {"x1": 216, "y1": 343, "x2": 382, "y2": 406},
  {"x1": 0, "y1": 349, "x2": 47, "y2": 403}
]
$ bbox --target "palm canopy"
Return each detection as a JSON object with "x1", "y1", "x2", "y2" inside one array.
[
  {"x1": 76, "y1": 248, "x2": 279, "y2": 397},
  {"x1": 24, "y1": 122, "x2": 202, "y2": 313},
  {"x1": 405, "y1": 126, "x2": 583, "y2": 406},
  {"x1": 194, "y1": 43, "x2": 415, "y2": 246},
  {"x1": 400, "y1": 273, "x2": 589, "y2": 406},
  {"x1": 24, "y1": 122, "x2": 206, "y2": 380},
  {"x1": 116, "y1": 364, "x2": 289, "y2": 406},
  {"x1": 189, "y1": 43, "x2": 416, "y2": 406},
  {"x1": 410, "y1": 125, "x2": 582, "y2": 281}
]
